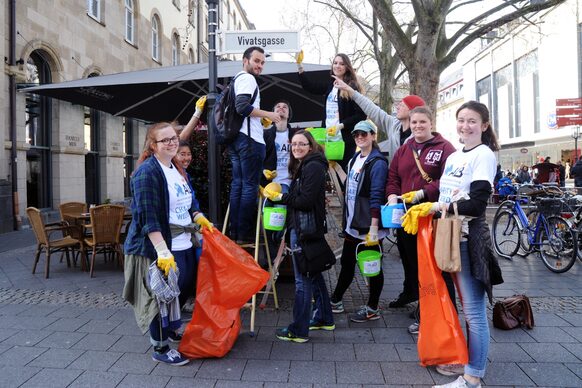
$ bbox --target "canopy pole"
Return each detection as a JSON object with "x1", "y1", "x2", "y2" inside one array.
[{"x1": 206, "y1": 0, "x2": 221, "y2": 225}]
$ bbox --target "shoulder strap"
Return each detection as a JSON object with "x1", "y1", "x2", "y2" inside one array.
[{"x1": 409, "y1": 144, "x2": 432, "y2": 183}]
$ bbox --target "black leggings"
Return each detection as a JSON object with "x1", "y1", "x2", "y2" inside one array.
[{"x1": 331, "y1": 236, "x2": 384, "y2": 310}]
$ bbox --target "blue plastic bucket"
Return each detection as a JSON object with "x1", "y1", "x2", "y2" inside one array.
[
  {"x1": 381, "y1": 203, "x2": 405, "y2": 228},
  {"x1": 356, "y1": 242, "x2": 382, "y2": 277}
]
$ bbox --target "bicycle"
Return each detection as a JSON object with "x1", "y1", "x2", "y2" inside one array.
[{"x1": 492, "y1": 188, "x2": 577, "y2": 273}]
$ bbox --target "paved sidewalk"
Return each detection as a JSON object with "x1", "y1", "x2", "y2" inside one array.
[{"x1": 0, "y1": 218, "x2": 581, "y2": 387}]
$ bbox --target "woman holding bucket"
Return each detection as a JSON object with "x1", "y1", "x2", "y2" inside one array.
[
  {"x1": 329, "y1": 120, "x2": 389, "y2": 322},
  {"x1": 296, "y1": 51, "x2": 366, "y2": 170},
  {"x1": 386, "y1": 106, "x2": 456, "y2": 330},
  {"x1": 264, "y1": 130, "x2": 335, "y2": 342}
]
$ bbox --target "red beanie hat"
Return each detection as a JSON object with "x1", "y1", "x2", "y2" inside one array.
[{"x1": 402, "y1": 95, "x2": 426, "y2": 110}]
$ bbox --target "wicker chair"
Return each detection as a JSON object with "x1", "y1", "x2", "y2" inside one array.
[
  {"x1": 84, "y1": 204, "x2": 125, "y2": 277},
  {"x1": 26, "y1": 207, "x2": 86, "y2": 279},
  {"x1": 58, "y1": 202, "x2": 88, "y2": 267}
]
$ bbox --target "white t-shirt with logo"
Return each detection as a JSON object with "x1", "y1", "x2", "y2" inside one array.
[
  {"x1": 438, "y1": 144, "x2": 496, "y2": 233},
  {"x1": 158, "y1": 160, "x2": 193, "y2": 251},
  {"x1": 234, "y1": 71, "x2": 264, "y2": 144},
  {"x1": 325, "y1": 87, "x2": 340, "y2": 129},
  {"x1": 274, "y1": 130, "x2": 291, "y2": 187}
]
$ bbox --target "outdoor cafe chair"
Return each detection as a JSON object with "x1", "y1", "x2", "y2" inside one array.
[
  {"x1": 83, "y1": 204, "x2": 125, "y2": 277},
  {"x1": 26, "y1": 207, "x2": 86, "y2": 279},
  {"x1": 58, "y1": 201, "x2": 88, "y2": 267}
]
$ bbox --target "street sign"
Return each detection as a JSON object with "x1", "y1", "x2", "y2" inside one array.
[
  {"x1": 556, "y1": 97, "x2": 582, "y2": 128},
  {"x1": 557, "y1": 116, "x2": 582, "y2": 127},
  {"x1": 219, "y1": 30, "x2": 300, "y2": 54}
]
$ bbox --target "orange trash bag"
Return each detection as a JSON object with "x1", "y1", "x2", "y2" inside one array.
[
  {"x1": 416, "y1": 215, "x2": 468, "y2": 366},
  {"x1": 179, "y1": 229, "x2": 269, "y2": 358}
]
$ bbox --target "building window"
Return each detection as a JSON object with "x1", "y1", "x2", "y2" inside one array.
[
  {"x1": 476, "y1": 76, "x2": 492, "y2": 114},
  {"x1": 87, "y1": 0, "x2": 101, "y2": 21},
  {"x1": 515, "y1": 50, "x2": 539, "y2": 135},
  {"x1": 173, "y1": 0, "x2": 180, "y2": 10},
  {"x1": 152, "y1": 15, "x2": 160, "y2": 61},
  {"x1": 188, "y1": 48, "x2": 195, "y2": 64},
  {"x1": 125, "y1": 0, "x2": 134, "y2": 44},
  {"x1": 188, "y1": 0, "x2": 197, "y2": 26},
  {"x1": 494, "y1": 65, "x2": 514, "y2": 139},
  {"x1": 172, "y1": 34, "x2": 180, "y2": 66}
]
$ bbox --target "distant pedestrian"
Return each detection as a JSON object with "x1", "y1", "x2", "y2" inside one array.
[
  {"x1": 571, "y1": 158, "x2": 582, "y2": 188},
  {"x1": 557, "y1": 160, "x2": 566, "y2": 187},
  {"x1": 515, "y1": 165, "x2": 531, "y2": 184}
]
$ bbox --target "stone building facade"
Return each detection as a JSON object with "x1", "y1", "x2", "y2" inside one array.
[{"x1": 1, "y1": 0, "x2": 251, "y2": 230}]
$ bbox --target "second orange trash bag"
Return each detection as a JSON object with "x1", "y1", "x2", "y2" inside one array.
[
  {"x1": 417, "y1": 215, "x2": 468, "y2": 366},
  {"x1": 179, "y1": 230, "x2": 270, "y2": 358}
]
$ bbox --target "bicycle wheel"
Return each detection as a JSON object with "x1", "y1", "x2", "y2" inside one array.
[
  {"x1": 492, "y1": 210, "x2": 521, "y2": 258},
  {"x1": 537, "y1": 216, "x2": 577, "y2": 273}
]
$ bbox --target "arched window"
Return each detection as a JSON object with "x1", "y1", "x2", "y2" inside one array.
[
  {"x1": 172, "y1": 34, "x2": 180, "y2": 66},
  {"x1": 152, "y1": 15, "x2": 160, "y2": 61},
  {"x1": 25, "y1": 51, "x2": 53, "y2": 209},
  {"x1": 125, "y1": 0, "x2": 134, "y2": 43},
  {"x1": 188, "y1": 48, "x2": 195, "y2": 64}
]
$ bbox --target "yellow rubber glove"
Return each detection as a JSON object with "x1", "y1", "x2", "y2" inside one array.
[
  {"x1": 194, "y1": 213, "x2": 214, "y2": 232},
  {"x1": 401, "y1": 190, "x2": 425, "y2": 204},
  {"x1": 157, "y1": 256, "x2": 177, "y2": 277},
  {"x1": 401, "y1": 202, "x2": 436, "y2": 234},
  {"x1": 194, "y1": 95, "x2": 207, "y2": 118},
  {"x1": 263, "y1": 183, "x2": 283, "y2": 202},
  {"x1": 365, "y1": 225, "x2": 379, "y2": 246},
  {"x1": 261, "y1": 117, "x2": 273, "y2": 128},
  {"x1": 295, "y1": 50, "x2": 304, "y2": 64},
  {"x1": 263, "y1": 169, "x2": 277, "y2": 181},
  {"x1": 327, "y1": 126, "x2": 337, "y2": 137}
]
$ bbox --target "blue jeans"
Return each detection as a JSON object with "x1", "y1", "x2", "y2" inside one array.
[
  {"x1": 287, "y1": 229, "x2": 334, "y2": 337},
  {"x1": 173, "y1": 247, "x2": 198, "y2": 308},
  {"x1": 453, "y1": 241, "x2": 489, "y2": 378},
  {"x1": 149, "y1": 315, "x2": 168, "y2": 348},
  {"x1": 228, "y1": 132, "x2": 265, "y2": 240}
]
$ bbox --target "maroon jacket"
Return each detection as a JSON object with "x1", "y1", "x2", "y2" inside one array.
[{"x1": 386, "y1": 133, "x2": 456, "y2": 201}]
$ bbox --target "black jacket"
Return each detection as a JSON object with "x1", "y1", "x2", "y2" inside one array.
[
  {"x1": 298, "y1": 72, "x2": 366, "y2": 167},
  {"x1": 572, "y1": 161, "x2": 582, "y2": 186},
  {"x1": 283, "y1": 151, "x2": 328, "y2": 240}
]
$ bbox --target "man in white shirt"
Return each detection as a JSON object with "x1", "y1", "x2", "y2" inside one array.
[{"x1": 228, "y1": 46, "x2": 280, "y2": 244}]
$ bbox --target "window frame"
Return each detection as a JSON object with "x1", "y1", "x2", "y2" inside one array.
[
  {"x1": 87, "y1": 0, "x2": 101, "y2": 22},
  {"x1": 172, "y1": 34, "x2": 180, "y2": 66},
  {"x1": 124, "y1": 0, "x2": 135, "y2": 44},
  {"x1": 152, "y1": 15, "x2": 160, "y2": 62}
]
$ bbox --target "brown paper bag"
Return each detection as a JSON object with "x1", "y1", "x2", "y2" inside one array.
[{"x1": 433, "y1": 203, "x2": 461, "y2": 273}]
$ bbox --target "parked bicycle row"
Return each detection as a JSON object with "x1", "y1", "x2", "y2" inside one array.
[{"x1": 491, "y1": 183, "x2": 582, "y2": 273}]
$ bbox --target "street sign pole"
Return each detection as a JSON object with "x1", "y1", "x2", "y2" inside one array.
[{"x1": 206, "y1": 0, "x2": 221, "y2": 224}]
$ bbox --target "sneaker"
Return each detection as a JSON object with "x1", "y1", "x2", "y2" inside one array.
[
  {"x1": 435, "y1": 364, "x2": 465, "y2": 376},
  {"x1": 349, "y1": 305, "x2": 381, "y2": 323},
  {"x1": 407, "y1": 321, "x2": 419, "y2": 334},
  {"x1": 432, "y1": 376, "x2": 481, "y2": 388},
  {"x1": 168, "y1": 331, "x2": 182, "y2": 343},
  {"x1": 309, "y1": 319, "x2": 336, "y2": 331},
  {"x1": 152, "y1": 348, "x2": 189, "y2": 366},
  {"x1": 275, "y1": 327, "x2": 309, "y2": 343},
  {"x1": 330, "y1": 300, "x2": 344, "y2": 314},
  {"x1": 388, "y1": 294, "x2": 417, "y2": 308}
]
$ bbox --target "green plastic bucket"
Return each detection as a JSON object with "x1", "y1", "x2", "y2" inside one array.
[
  {"x1": 356, "y1": 242, "x2": 382, "y2": 277},
  {"x1": 263, "y1": 204, "x2": 287, "y2": 231},
  {"x1": 325, "y1": 140, "x2": 345, "y2": 160},
  {"x1": 307, "y1": 127, "x2": 326, "y2": 144}
]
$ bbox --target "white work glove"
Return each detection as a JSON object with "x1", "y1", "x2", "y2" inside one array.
[
  {"x1": 401, "y1": 190, "x2": 425, "y2": 204},
  {"x1": 365, "y1": 225, "x2": 379, "y2": 246}
]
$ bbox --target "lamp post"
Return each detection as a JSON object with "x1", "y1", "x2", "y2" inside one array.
[{"x1": 572, "y1": 126, "x2": 580, "y2": 162}]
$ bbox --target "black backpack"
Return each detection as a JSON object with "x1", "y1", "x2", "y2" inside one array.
[{"x1": 212, "y1": 73, "x2": 258, "y2": 145}]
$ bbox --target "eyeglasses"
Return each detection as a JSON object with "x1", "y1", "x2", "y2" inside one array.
[
  {"x1": 291, "y1": 142, "x2": 310, "y2": 148},
  {"x1": 155, "y1": 136, "x2": 179, "y2": 145},
  {"x1": 352, "y1": 131, "x2": 370, "y2": 138}
]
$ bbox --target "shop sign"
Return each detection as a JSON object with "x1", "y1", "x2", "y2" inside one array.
[
  {"x1": 520, "y1": 148, "x2": 528, "y2": 154},
  {"x1": 556, "y1": 97, "x2": 582, "y2": 128}
]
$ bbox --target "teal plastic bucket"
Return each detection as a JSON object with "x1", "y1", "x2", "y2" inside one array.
[
  {"x1": 263, "y1": 204, "x2": 287, "y2": 231},
  {"x1": 307, "y1": 127, "x2": 326, "y2": 145},
  {"x1": 381, "y1": 203, "x2": 405, "y2": 228},
  {"x1": 356, "y1": 242, "x2": 382, "y2": 277},
  {"x1": 325, "y1": 140, "x2": 345, "y2": 161}
]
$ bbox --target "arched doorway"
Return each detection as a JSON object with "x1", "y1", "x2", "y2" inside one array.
[{"x1": 25, "y1": 51, "x2": 52, "y2": 209}]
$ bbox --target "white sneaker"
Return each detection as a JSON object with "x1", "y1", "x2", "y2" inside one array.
[
  {"x1": 432, "y1": 376, "x2": 481, "y2": 388},
  {"x1": 435, "y1": 364, "x2": 465, "y2": 376}
]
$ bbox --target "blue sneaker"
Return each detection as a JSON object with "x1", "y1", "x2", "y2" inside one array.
[
  {"x1": 152, "y1": 349, "x2": 189, "y2": 366},
  {"x1": 350, "y1": 305, "x2": 381, "y2": 323},
  {"x1": 275, "y1": 327, "x2": 309, "y2": 343},
  {"x1": 308, "y1": 319, "x2": 336, "y2": 331}
]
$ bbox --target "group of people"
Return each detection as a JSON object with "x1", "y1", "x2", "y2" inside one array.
[{"x1": 121, "y1": 45, "x2": 504, "y2": 388}]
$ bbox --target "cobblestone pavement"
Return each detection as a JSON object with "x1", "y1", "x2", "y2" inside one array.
[{"x1": 0, "y1": 204, "x2": 582, "y2": 387}]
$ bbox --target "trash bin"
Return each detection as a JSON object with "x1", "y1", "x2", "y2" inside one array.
[{"x1": 0, "y1": 180, "x2": 14, "y2": 234}]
